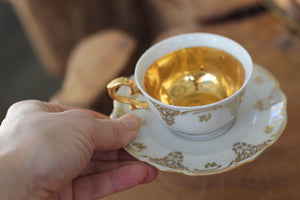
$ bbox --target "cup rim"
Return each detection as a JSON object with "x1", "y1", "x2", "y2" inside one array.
[{"x1": 134, "y1": 32, "x2": 253, "y2": 110}]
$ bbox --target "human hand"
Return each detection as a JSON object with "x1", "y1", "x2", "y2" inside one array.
[{"x1": 0, "y1": 100, "x2": 157, "y2": 199}]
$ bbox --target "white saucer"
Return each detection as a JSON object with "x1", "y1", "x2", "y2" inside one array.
[{"x1": 110, "y1": 64, "x2": 287, "y2": 176}]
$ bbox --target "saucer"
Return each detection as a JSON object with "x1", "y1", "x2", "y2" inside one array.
[{"x1": 110, "y1": 64, "x2": 287, "y2": 176}]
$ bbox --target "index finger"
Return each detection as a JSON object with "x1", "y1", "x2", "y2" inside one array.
[{"x1": 45, "y1": 102, "x2": 110, "y2": 119}]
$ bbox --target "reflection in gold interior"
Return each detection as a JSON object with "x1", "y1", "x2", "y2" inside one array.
[{"x1": 144, "y1": 47, "x2": 245, "y2": 107}]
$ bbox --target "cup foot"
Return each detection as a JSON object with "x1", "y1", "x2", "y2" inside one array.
[{"x1": 169, "y1": 117, "x2": 236, "y2": 141}]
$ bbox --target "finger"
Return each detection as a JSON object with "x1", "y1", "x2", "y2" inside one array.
[
  {"x1": 79, "y1": 160, "x2": 150, "y2": 177},
  {"x1": 91, "y1": 149, "x2": 136, "y2": 161},
  {"x1": 56, "y1": 110, "x2": 140, "y2": 151},
  {"x1": 87, "y1": 113, "x2": 141, "y2": 151},
  {"x1": 51, "y1": 102, "x2": 141, "y2": 151},
  {"x1": 5, "y1": 100, "x2": 109, "y2": 120},
  {"x1": 57, "y1": 184, "x2": 73, "y2": 200},
  {"x1": 72, "y1": 164, "x2": 157, "y2": 199},
  {"x1": 45, "y1": 102, "x2": 110, "y2": 119}
]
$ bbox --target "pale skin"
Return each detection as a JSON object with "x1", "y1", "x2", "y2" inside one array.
[{"x1": 0, "y1": 100, "x2": 157, "y2": 199}]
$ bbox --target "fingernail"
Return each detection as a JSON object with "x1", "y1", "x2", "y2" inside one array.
[{"x1": 119, "y1": 114, "x2": 140, "y2": 132}]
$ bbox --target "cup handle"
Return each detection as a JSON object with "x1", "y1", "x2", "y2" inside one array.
[{"x1": 107, "y1": 77, "x2": 150, "y2": 110}]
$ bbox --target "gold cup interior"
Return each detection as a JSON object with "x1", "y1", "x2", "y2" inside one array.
[{"x1": 144, "y1": 47, "x2": 245, "y2": 107}]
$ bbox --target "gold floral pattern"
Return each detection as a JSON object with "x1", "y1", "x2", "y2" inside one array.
[
  {"x1": 132, "y1": 142, "x2": 147, "y2": 150},
  {"x1": 149, "y1": 151, "x2": 186, "y2": 170},
  {"x1": 150, "y1": 92, "x2": 244, "y2": 125},
  {"x1": 230, "y1": 142, "x2": 269, "y2": 164},
  {"x1": 199, "y1": 113, "x2": 212, "y2": 122},
  {"x1": 140, "y1": 119, "x2": 147, "y2": 127},
  {"x1": 254, "y1": 85, "x2": 282, "y2": 111},
  {"x1": 126, "y1": 138, "x2": 277, "y2": 174},
  {"x1": 151, "y1": 100, "x2": 222, "y2": 125},
  {"x1": 205, "y1": 162, "x2": 222, "y2": 169},
  {"x1": 151, "y1": 101, "x2": 181, "y2": 125},
  {"x1": 147, "y1": 151, "x2": 223, "y2": 172},
  {"x1": 264, "y1": 125, "x2": 274, "y2": 134},
  {"x1": 225, "y1": 92, "x2": 244, "y2": 115},
  {"x1": 126, "y1": 142, "x2": 147, "y2": 152},
  {"x1": 252, "y1": 67, "x2": 274, "y2": 82},
  {"x1": 253, "y1": 75, "x2": 265, "y2": 84}
]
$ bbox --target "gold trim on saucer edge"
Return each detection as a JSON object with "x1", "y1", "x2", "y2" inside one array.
[{"x1": 125, "y1": 117, "x2": 285, "y2": 176}]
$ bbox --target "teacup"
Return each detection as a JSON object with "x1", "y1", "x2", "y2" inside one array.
[{"x1": 107, "y1": 33, "x2": 252, "y2": 140}]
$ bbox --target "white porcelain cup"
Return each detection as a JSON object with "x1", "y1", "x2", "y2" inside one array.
[{"x1": 107, "y1": 33, "x2": 252, "y2": 140}]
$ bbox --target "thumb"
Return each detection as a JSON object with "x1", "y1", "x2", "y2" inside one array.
[{"x1": 89, "y1": 114, "x2": 141, "y2": 151}]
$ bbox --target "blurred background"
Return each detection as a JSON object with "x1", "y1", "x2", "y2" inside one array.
[
  {"x1": 0, "y1": 0, "x2": 300, "y2": 199},
  {"x1": 0, "y1": 1, "x2": 61, "y2": 120}
]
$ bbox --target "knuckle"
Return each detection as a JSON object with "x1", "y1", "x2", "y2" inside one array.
[
  {"x1": 67, "y1": 109, "x2": 89, "y2": 117},
  {"x1": 65, "y1": 110, "x2": 94, "y2": 122},
  {"x1": 7, "y1": 100, "x2": 43, "y2": 115},
  {"x1": 64, "y1": 109, "x2": 97, "y2": 133}
]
